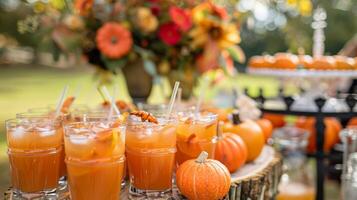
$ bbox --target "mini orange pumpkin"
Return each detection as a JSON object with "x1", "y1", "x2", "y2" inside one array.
[
  {"x1": 215, "y1": 132, "x2": 248, "y2": 172},
  {"x1": 262, "y1": 113, "x2": 285, "y2": 128},
  {"x1": 310, "y1": 56, "x2": 336, "y2": 70},
  {"x1": 348, "y1": 117, "x2": 357, "y2": 127},
  {"x1": 273, "y1": 53, "x2": 299, "y2": 69},
  {"x1": 176, "y1": 151, "x2": 231, "y2": 200},
  {"x1": 295, "y1": 117, "x2": 342, "y2": 153},
  {"x1": 223, "y1": 115, "x2": 265, "y2": 162},
  {"x1": 298, "y1": 55, "x2": 313, "y2": 69},
  {"x1": 248, "y1": 55, "x2": 274, "y2": 69},
  {"x1": 336, "y1": 56, "x2": 355, "y2": 70},
  {"x1": 256, "y1": 118, "x2": 273, "y2": 143}
]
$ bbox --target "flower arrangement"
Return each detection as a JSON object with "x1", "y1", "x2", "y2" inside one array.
[{"x1": 19, "y1": 0, "x2": 244, "y2": 89}]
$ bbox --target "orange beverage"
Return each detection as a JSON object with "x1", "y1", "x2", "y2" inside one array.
[
  {"x1": 6, "y1": 118, "x2": 62, "y2": 196},
  {"x1": 17, "y1": 112, "x2": 71, "y2": 179},
  {"x1": 64, "y1": 121, "x2": 125, "y2": 200},
  {"x1": 277, "y1": 182, "x2": 315, "y2": 200},
  {"x1": 176, "y1": 112, "x2": 218, "y2": 165},
  {"x1": 126, "y1": 116, "x2": 177, "y2": 197}
]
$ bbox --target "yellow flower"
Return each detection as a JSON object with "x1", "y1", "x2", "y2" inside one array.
[
  {"x1": 192, "y1": 3, "x2": 210, "y2": 23},
  {"x1": 33, "y1": 1, "x2": 46, "y2": 13},
  {"x1": 287, "y1": 0, "x2": 298, "y2": 6},
  {"x1": 49, "y1": 0, "x2": 65, "y2": 10},
  {"x1": 133, "y1": 7, "x2": 158, "y2": 33},
  {"x1": 190, "y1": 18, "x2": 240, "y2": 49},
  {"x1": 287, "y1": 0, "x2": 312, "y2": 16},
  {"x1": 298, "y1": 0, "x2": 312, "y2": 16}
]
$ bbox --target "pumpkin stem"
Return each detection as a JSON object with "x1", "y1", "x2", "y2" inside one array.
[
  {"x1": 232, "y1": 110, "x2": 241, "y2": 125},
  {"x1": 217, "y1": 121, "x2": 223, "y2": 139},
  {"x1": 196, "y1": 151, "x2": 208, "y2": 163}
]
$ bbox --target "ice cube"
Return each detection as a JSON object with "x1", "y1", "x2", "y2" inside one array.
[
  {"x1": 11, "y1": 126, "x2": 25, "y2": 139},
  {"x1": 37, "y1": 127, "x2": 56, "y2": 137},
  {"x1": 69, "y1": 135, "x2": 92, "y2": 145},
  {"x1": 136, "y1": 128, "x2": 153, "y2": 140}
]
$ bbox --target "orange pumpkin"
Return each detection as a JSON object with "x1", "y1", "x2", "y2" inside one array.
[
  {"x1": 310, "y1": 56, "x2": 336, "y2": 70},
  {"x1": 348, "y1": 117, "x2": 357, "y2": 127},
  {"x1": 299, "y1": 55, "x2": 313, "y2": 68},
  {"x1": 263, "y1": 113, "x2": 285, "y2": 128},
  {"x1": 256, "y1": 118, "x2": 273, "y2": 142},
  {"x1": 334, "y1": 56, "x2": 355, "y2": 70},
  {"x1": 223, "y1": 119, "x2": 265, "y2": 162},
  {"x1": 215, "y1": 132, "x2": 248, "y2": 172},
  {"x1": 176, "y1": 151, "x2": 231, "y2": 200},
  {"x1": 295, "y1": 117, "x2": 342, "y2": 153},
  {"x1": 248, "y1": 55, "x2": 274, "y2": 69},
  {"x1": 273, "y1": 53, "x2": 298, "y2": 69},
  {"x1": 203, "y1": 107, "x2": 230, "y2": 122}
]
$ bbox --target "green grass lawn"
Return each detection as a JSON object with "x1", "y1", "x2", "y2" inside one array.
[{"x1": 0, "y1": 64, "x2": 282, "y2": 195}]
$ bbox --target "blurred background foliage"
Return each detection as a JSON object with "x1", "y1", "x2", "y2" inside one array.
[{"x1": 0, "y1": 0, "x2": 356, "y2": 65}]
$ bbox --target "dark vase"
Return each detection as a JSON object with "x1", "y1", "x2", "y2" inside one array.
[
  {"x1": 84, "y1": 48, "x2": 153, "y2": 104},
  {"x1": 168, "y1": 69, "x2": 197, "y2": 100},
  {"x1": 122, "y1": 59, "x2": 153, "y2": 104}
]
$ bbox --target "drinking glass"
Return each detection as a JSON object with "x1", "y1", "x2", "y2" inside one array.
[
  {"x1": 340, "y1": 127, "x2": 357, "y2": 200},
  {"x1": 64, "y1": 120, "x2": 125, "y2": 200},
  {"x1": 126, "y1": 115, "x2": 177, "y2": 198},
  {"x1": 6, "y1": 118, "x2": 62, "y2": 199},
  {"x1": 17, "y1": 112, "x2": 70, "y2": 194},
  {"x1": 175, "y1": 111, "x2": 218, "y2": 165},
  {"x1": 273, "y1": 126, "x2": 315, "y2": 200}
]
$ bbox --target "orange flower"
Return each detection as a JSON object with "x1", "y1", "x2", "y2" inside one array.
[
  {"x1": 96, "y1": 23, "x2": 133, "y2": 59},
  {"x1": 74, "y1": 0, "x2": 93, "y2": 16}
]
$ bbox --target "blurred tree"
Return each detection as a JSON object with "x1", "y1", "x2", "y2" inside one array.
[
  {"x1": 237, "y1": 0, "x2": 356, "y2": 65},
  {"x1": 0, "y1": 4, "x2": 37, "y2": 47}
]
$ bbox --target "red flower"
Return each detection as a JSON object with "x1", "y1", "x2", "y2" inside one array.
[
  {"x1": 158, "y1": 23, "x2": 181, "y2": 46},
  {"x1": 96, "y1": 23, "x2": 133, "y2": 59},
  {"x1": 169, "y1": 6, "x2": 192, "y2": 31},
  {"x1": 150, "y1": 4, "x2": 161, "y2": 16}
]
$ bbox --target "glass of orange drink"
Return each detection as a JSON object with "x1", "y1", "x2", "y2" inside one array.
[
  {"x1": 64, "y1": 119, "x2": 125, "y2": 200},
  {"x1": 18, "y1": 111, "x2": 71, "y2": 194},
  {"x1": 126, "y1": 115, "x2": 177, "y2": 198},
  {"x1": 6, "y1": 118, "x2": 63, "y2": 198},
  {"x1": 176, "y1": 111, "x2": 218, "y2": 165}
]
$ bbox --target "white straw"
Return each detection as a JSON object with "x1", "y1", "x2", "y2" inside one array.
[
  {"x1": 167, "y1": 81, "x2": 180, "y2": 117},
  {"x1": 55, "y1": 85, "x2": 69, "y2": 117},
  {"x1": 102, "y1": 86, "x2": 121, "y2": 115},
  {"x1": 176, "y1": 87, "x2": 182, "y2": 110},
  {"x1": 107, "y1": 85, "x2": 118, "y2": 120},
  {"x1": 195, "y1": 78, "x2": 208, "y2": 117}
]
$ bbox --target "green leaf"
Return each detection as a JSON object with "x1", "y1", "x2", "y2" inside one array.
[
  {"x1": 143, "y1": 59, "x2": 157, "y2": 76},
  {"x1": 101, "y1": 55, "x2": 127, "y2": 73},
  {"x1": 52, "y1": 41, "x2": 61, "y2": 62},
  {"x1": 226, "y1": 45, "x2": 245, "y2": 63}
]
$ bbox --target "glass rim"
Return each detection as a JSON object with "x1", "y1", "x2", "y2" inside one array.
[
  {"x1": 63, "y1": 121, "x2": 125, "y2": 137},
  {"x1": 126, "y1": 114, "x2": 177, "y2": 127},
  {"x1": 177, "y1": 111, "x2": 218, "y2": 122},
  {"x1": 72, "y1": 112, "x2": 122, "y2": 119},
  {"x1": 273, "y1": 126, "x2": 310, "y2": 139},
  {"x1": 17, "y1": 112, "x2": 53, "y2": 118},
  {"x1": 340, "y1": 127, "x2": 357, "y2": 140},
  {"x1": 6, "y1": 118, "x2": 61, "y2": 128}
]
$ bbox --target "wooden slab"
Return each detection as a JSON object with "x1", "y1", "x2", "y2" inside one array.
[{"x1": 5, "y1": 146, "x2": 282, "y2": 200}]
